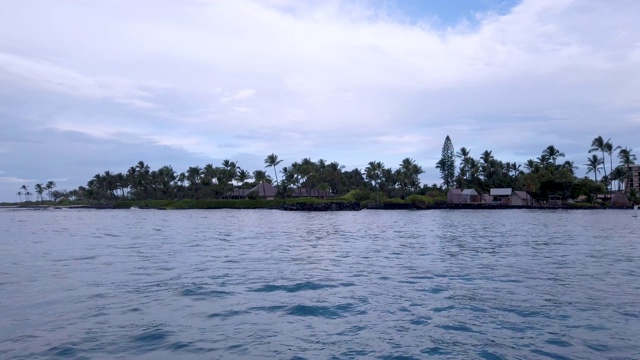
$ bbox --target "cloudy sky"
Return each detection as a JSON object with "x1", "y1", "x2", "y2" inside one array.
[{"x1": 1, "y1": 0, "x2": 639, "y2": 201}]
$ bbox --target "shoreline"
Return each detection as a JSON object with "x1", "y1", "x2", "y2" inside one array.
[{"x1": 1, "y1": 201, "x2": 635, "y2": 211}]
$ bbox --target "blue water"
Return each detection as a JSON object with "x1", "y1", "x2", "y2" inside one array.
[{"x1": 1, "y1": 208, "x2": 639, "y2": 359}]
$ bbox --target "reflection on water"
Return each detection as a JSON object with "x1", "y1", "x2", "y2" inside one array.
[{"x1": 0, "y1": 208, "x2": 639, "y2": 359}]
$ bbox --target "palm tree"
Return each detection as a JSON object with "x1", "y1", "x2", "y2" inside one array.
[
  {"x1": 604, "y1": 141, "x2": 621, "y2": 184},
  {"x1": 235, "y1": 167, "x2": 252, "y2": 187},
  {"x1": 365, "y1": 161, "x2": 384, "y2": 202},
  {"x1": 618, "y1": 147, "x2": 636, "y2": 194},
  {"x1": 561, "y1": 161, "x2": 578, "y2": 176},
  {"x1": 542, "y1": 145, "x2": 565, "y2": 165},
  {"x1": 186, "y1": 166, "x2": 202, "y2": 199},
  {"x1": 34, "y1": 183, "x2": 44, "y2": 202},
  {"x1": 264, "y1": 153, "x2": 283, "y2": 186},
  {"x1": 20, "y1": 185, "x2": 29, "y2": 201},
  {"x1": 610, "y1": 166, "x2": 627, "y2": 192},
  {"x1": 585, "y1": 154, "x2": 603, "y2": 183},
  {"x1": 524, "y1": 159, "x2": 537, "y2": 172},
  {"x1": 17, "y1": 191, "x2": 22, "y2": 202},
  {"x1": 45, "y1": 180, "x2": 56, "y2": 201},
  {"x1": 589, "y1": 136, "x2": 609, "y2": 193}
]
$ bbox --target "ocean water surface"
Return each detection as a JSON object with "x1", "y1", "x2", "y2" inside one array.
[{"x1": 0, "y1": 208, "x2": 639, "y2": 359}]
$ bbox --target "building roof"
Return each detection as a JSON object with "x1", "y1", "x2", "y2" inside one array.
[
  {"x1": 490, "y1": 188, "x2": 512, "y2": 196},
  {"x1": 512, "y1": 191, "x2": 530, "y2": 199},
  {"x1": 462, "y1": 189, "x2": 478, "y2": 195},
  {"x1": 250, "y1": 182, "x2": 277, "y2": 197},
  {"x1": 448, "y1": 189, "x2": 463, "y2": 195},
  {"x1": 225, "y1": 182, "x2": 277, "y2": 197}
]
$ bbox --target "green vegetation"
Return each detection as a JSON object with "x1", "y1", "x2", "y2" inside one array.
[
  {"x1": 436, "y1": 135, "x2": 456, "y2": 189},
  {"x1": 10, "y1": 135, "x2": 637, "y2": 209}
]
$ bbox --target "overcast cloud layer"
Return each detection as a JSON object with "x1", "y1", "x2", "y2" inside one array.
[{"x1": 1, "y1": 0, "x2": 639, "y2": 201}]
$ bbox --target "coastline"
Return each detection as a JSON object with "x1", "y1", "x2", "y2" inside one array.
[{"x1": 1, "y1": 200, "x2": 634, "y2": 211}]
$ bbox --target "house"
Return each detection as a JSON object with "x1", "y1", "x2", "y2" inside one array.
[
  {"x1": 511, "y1": 191, "x2": 533, "y2": 206},
  {"x1": 490, "y1": 188, "x2": 512, "y2": 204},
  {"x1": 461, "y1": 189, "x2": 479, "y2": 203},
  {"x1": 481, "y1": 194, "x2": 492, "y2": 203},
  {"x1": 447, "y1": 189, "x2": 463, "y2": 204},
  {"x1": 225, "y1": 182, "x2": 277, "y2": 200},
  {"x1": 626, "y1": 164, "x2": 640, "y2": 193}
]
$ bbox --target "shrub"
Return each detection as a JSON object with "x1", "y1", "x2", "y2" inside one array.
[
  {"x1": 341, "y1": 189, "x2": 371, "y2": 203},
  {"x1": 406, "y1": 194, "x2": 433, "y2": 209}
]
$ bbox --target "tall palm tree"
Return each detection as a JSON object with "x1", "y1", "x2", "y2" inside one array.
[
  {"x1": 604, "y1": 141, "x2": 621, "y2": 184},
  {"x1": 186, "y1": 166, "x2": 202, "y2": 199},
  {"x1": 561, "y1": 161, "x2": 578, "y2": 176},
  {"x1": 34, "y1": 183, "x2": 44, "y2": 202},
  {"x1": 20, "y1": 185, "x2": 29, "y2": 201},
  {"x1": 585, "y1": 154, "x2": 603, "y2": 183},
  {"x1": 45, "y1": 180, "x2": 56, "y2": 201},
  {"x1": 542, "y1": 145, "x2": 565, "y2": 165},
  {"x1": 618, "y1": 147, "x2": 636, "y2": 194},
  {"x1": 524, "y1": 159, "x2": 537, "y2": 172},
  {"x1": 589, "y1": 136, "x2": 609, "y2": 193},
  {"x1": 235, "y1": 167, "x2": 252, "y2": 187},
  {"x1": 17, "y1": 191, "x2": 22, "y2": 202},
  {"x1": 264, "y1": 153, "x2": 283, "y2": 185},
  {"x1": 610, "y1": 166, "x2": 627, "y2": 192},
  {"x1": 365, "y1": 161, "x2": 385, "y2": 202}
]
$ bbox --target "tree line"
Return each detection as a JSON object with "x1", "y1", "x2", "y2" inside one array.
[
  {"x1": 16, "y1": 135, "x2": 637, "y2": 204},
  {"x1": 435, "y1": 135, "x2": 637, "y2": 202}
]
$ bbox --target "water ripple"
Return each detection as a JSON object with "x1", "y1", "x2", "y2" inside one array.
[{"x1": 0, "y1": 208, "x2": 639, "y2": 359}]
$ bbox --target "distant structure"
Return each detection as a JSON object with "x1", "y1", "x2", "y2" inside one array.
[
  {"x1": 626, "y1": 164, "x2": 640, "y2": 193},
  {"x1": 461, "y1": 189, "x2": 479, "y2": 203},
  {"x1": 447, "y1": 189, "x2": 463, "y2": 204},
  {"x1": 490, "y1": 188, "x2": 512, "y2": 204},
  {"x1": 511, "y1": 191, "x2": 533, "y2": 206},
  {"x1": 226, "y1": 182, "x2": 277, "y2": 199}
]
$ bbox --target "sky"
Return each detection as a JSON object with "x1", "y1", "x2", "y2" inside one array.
[{"x1": 1, "y1": 0, "x2": 639, "y2": 201}]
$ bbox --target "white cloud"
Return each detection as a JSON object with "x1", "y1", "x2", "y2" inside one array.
[
  {"x1": 219, "y1": 89, "x2": 257, "y2": 103},
  {"x1": 0, "y1": 176, "x2": 36, "y2": 184},
  {"x1": 0, "y1": 0, "x2": 640, "y2": 200}
]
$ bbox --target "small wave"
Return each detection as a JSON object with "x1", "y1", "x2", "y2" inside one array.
[
  {"x1": 529, "y1": 349, "x2": 572, "y2": 360},
  {"x1": 436, "y1": 324, "x2": 477, "y2": 333},
  {"x1": 249, "y1": 281, "x2": 338, "y2": 293},
  {"x1": 248, "y1": 305, "x2": 288, "y2": 313},
  {"x1": 52, "y1": 255, "x2": 98, "y2": 262},
  {"x1": 420, "y1": 347, "x2": 452, "y2": 356},
  {"x1": 46, "y1": 344, "x2": 80, "y2": 357},
  {"x1": 130, "y1": 328, "x2": 173, "y2": 353},
  {"x1": 286, "y1": 303, "x2": 363, "y2": 319},
  {"x1": 180, "y1": 286, "x2": 233, "y2": 299},
  {"x1": 477, "y1": 350, "x2": 508, "y2": 360},
  {"x1": 409, "y1": 316, "x2": 431, "y2": 326},
  {"x1": 378, "y1": 355, "x2": 422, "y2": 360},
  {"x1": 432, "y1": 305, "x2": 455, "y2": 313},
  {"x1": 208, "y1": 310, "x2": 247, "y2": 319},
  {"x1": 545, "y1": 338, "x2": 573, "y2": 347}
]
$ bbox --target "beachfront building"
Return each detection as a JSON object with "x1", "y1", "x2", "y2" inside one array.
[
  {"x1": 447, "y1": 189, "x2": 463, "y2": 204},
  {"x1": 461, "y1": 189, "x2": 480, "y2": 203},
  {"x1": 626, "y1": 164, "x2": 640, "y2": 193},
  {"x1": 225, "y1": 182, "x2": 277, "y2": 199},
  {"x1": 511, "y1": 191, "x2": 533, "y2": 206},
  {"x1": 490, "y1": 188, "x2": 512, "y2": 204}
]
